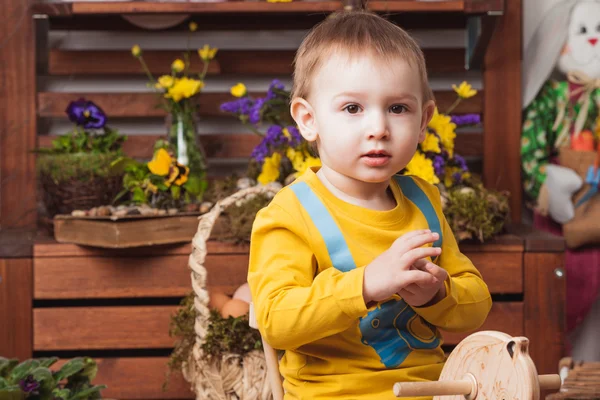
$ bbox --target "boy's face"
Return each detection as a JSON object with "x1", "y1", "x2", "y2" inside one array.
[{"x1": 293, "y1": 52, "x2": 434, "y2": 185}]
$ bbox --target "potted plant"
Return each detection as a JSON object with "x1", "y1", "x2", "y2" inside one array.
[
  {"x1": 0, "y1": 356, "x2": 106, "y2": 400},
  {"x1": 37, "y1": 98, "x2": 126, "y2": 220}
]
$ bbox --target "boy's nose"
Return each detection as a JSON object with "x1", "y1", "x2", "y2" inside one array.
[{"x1": 365, "y1": 113, "x2": 389, "y2": 139}]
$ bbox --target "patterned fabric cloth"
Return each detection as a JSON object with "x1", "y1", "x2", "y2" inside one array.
[{"x1": 521, "y1": 80, "x2": 599, "y2": 202}]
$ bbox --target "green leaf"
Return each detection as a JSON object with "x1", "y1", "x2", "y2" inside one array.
[
  {"x1": 52, "y1": 388, "x2": 71, "y2": 400},
  {"x1": 0, "y1": 359, "x2": 18, "y2": 379},
  {"x1": 182, "y1": 175, "x2": 206, "y2": 196},
  {"x1": 0, "y1": 388, "x2": 25, "y2": 400},
  {"x1": 170, "y1": 185, "x2": 181, "y2": 200},
  {"x1": 66, "y1": 385, "x2": 106, "y2": 400},
  {"x1": 10, "y1": 360, "x2": 40, "y2": 382},
  {"x1": 54, "y1": 359, "x2": 85, "y2": 382},
  {"x1": 0, "y1": 377, "x2": 8, "y2": 389},
  {"x1": 132, "y1": 187, "x2": 147, "y2": 204},
  {"x1": 36, "y1": 358, "x2": 58, "y2": 369},
  {"x1": 110, "y1": 156, "x2": 139, "y2": 174},
  {"x1": 31, "y1": 367, "x2": 54, "y2": 393}
]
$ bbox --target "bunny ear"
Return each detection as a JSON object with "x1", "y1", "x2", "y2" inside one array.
[{"x1": 522, "y1": 0, "x2": 578, "y2": 108}]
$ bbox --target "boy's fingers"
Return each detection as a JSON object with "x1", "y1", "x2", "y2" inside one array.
[
  {"x1": 401, "y1": 247, "x2": 442, "y2": 267},
  {"x1": 394, "y1": 231, "x2": 436, "y2": 252},
  {"x1": 401, "y1": 270, "x2": 437, "y2": 288},
  {"x1": 425, "y1": 263, "x2": 448, "y2": 282},
  {"x1": 412, "y1": 258, "x2": 429, "y2": 271},
  {"x1": 398, "y1": 229, "x2": 430, "y2": 242}
]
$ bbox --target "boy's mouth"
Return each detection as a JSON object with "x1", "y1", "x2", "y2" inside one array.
[
  {"x1": 362, "y1": 150, "x2": 391, "y2": 158},
  {"x1": 361, "y1": 150, "x2": 391, "y2": 166}
]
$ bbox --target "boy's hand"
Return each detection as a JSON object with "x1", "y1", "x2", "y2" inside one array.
[
  {"x1": 399, "y1": 259, "x2": 448, "y2": 307},
  {"x1": 363, "y1": 230, "x2": 442, "y2": 305}
]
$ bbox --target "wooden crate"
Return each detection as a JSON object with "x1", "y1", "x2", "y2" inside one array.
[{"x1": 27, "y1": 225, "x2": 564, "y2": 400}]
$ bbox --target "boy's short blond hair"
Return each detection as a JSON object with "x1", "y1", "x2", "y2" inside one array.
[{"x1": 292, "y1": 10, "x2": 434, "y2": 104}]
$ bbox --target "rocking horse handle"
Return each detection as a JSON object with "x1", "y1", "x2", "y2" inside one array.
[{"x1": 393, "y1": 374, "x2": 562, "y2": 398}]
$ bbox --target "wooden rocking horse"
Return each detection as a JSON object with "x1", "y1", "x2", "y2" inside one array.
[{"x1": 250, "y1": 304, "x2": 562, "y2": 400}]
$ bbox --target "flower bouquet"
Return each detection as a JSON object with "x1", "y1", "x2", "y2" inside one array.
[
  {"x1": 37, "y1": 98, "x2": 127, "y2": 219},
  {"x1": 218, "y1": 80, "x2": 509, "y2": 242}
]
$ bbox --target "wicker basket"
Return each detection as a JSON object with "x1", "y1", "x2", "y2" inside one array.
[
  {"x1": 184, "y1": 184, "x2": 280, "y2": 400},
  {"x1": 38, "y1": 152, "x2": 124, "y2": 218}
]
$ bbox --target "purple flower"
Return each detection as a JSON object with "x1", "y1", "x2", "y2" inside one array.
[
  {"x1": 286, "y1": 126, "x2": 302, "y2": 147},
  {"x1": 251, "y1": 140, "x2": 269, "y2": 163},
  {"x1": 452, "y1": 172, "x2": 463, "y2": 183},
  {"x1": 220, "y1": 97, "x2": 252, "y2": 116},
  {"x1": 433, "y1": 155, "x2": 445, "y2": 176},
  {"x1": 65, "y1": 98, "x2": 107, "y2": 129},
  {"x1": 267, "y1": 79, "x2": 285, "y2": 100},
  {"x1": 450, "y1": 114, "x2": 481, "y2": 126},
  {"x1": 249, "y1": 98, "x2": 266, "y2": 124},
  {"x1": 453, "y1": 154, "x2": 469, "y2": 171},
  {"x1": 265, "y1": 125, "x2": 285, "y2": 146},
  {"x1": 19, "y1": 375, "x2": 40, "y2": 393}
]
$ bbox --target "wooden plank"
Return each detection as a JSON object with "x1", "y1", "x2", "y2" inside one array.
[
  {"x1": 34, "y1": 306, "x2": 179, "y2": 350},
  {"x1": 464, "y1": 0, "x2": 503, "y2": 13},
  {"x1": 465, "y1": 251, "x2": 522, "y2": 293},
  {"x1": 0, "y1": 0, "x2": 37, "y2": 229},
  {"x1": 48, "y1": 48, "x2": 465, "y2": 76},
  {"x1": 55, "y1": 357, "x2": 193, "y2": 400},
  {"x1": 34, "y1": 253, "x2": 249, "y2": 299},
  {"x1": 483, "y1": 0, "x2": 521, "y2": 223},
  {"x1": 441, "y1": 302, "x2": 523, "y2": 345},
  {"x1": 524, "y1": 253, "x2": 565, "y2": 376},
  {"x1": 0, "y1": 229, "x2": 38, "y2": 258},
  {"x1": 71, "y1": 1, "x2": 344, "y2": 14},
  {"x1": 367, "y1": 0, "x2": 464, "y2": 12},
  {"x1": 0, "y1": 259, "x2": 33, "y2": 359},
  {"x1": 53, "y1": 215, "x2": 202, "y2": 249},
  {"x1": 39, "y1": 130, "x2": 483, "y2": 160},
  {"x1": 33, "y1": 301, "x2": 521, "y2": 350},
  {"x1": 33, "y1": 239, "x2": 248, "y2": 258},
  {"x1": 38, "y1": 91, "x2": 483, "y2": 118}
]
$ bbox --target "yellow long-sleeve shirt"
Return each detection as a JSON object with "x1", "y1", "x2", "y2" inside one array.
[{"x1": 248, "y1": 167, "x2": 492, "y2": 399}]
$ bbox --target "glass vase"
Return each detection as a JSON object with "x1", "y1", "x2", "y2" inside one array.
[{"x1": 167, "y1": 107, "x2": 207, "y2": 176}]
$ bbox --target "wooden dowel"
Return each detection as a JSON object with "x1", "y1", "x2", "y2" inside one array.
[
  {"x1": 393, "y1": 380, "x2": 472, "y2": 397},
  {"x1": 539, "y1": 374, "x2": 562, "y2": 390},
  {"x1": 262, "y1": 338, "x2": 285, "y2": 400}
]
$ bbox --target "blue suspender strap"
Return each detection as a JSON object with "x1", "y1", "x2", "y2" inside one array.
[
  {"x1": 394, "y1": 175, "x2": 443, "y2": 249},
  {"x1": 289, "y1": 182, "x2": 357, "y2": 272}
]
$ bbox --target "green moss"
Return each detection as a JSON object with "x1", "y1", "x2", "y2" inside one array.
[
  {"x1": 37, "y1": 152, "x2": 122, "y2": 184},
  {"x1": 218, "y1": 194, "x2": 272, "y2": 244},
  {"x1": 444, "y1": 181, "x2": 510, "y2": 243}
]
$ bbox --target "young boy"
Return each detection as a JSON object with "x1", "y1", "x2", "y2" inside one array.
[{"x1": 247, "y1": 10, "x2": 492, "y2": 399}]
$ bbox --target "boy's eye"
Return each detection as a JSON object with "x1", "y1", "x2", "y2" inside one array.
[
  {"x1": 390, "y1": 104, "x2": 407, "y2": 114},
  {"x1": 344, "y1": 104, "x2": 361, "y2": 114}
]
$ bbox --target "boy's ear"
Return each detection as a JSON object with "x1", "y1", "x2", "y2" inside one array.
[
  {"x1": 418, "y1": 100, "x2": 436, "y2": 142},
  {"x1": 290, "y1": 97, "x2": 318, "y2": 142}
]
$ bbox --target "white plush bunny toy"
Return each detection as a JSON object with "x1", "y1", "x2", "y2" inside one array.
[{"x1": 521, "y1": 0, "x2": 600, "y2": 228}]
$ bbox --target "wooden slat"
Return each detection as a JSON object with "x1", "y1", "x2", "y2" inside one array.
[
  {"x1": 39, "y1": 130, "x2": 483, "y2": 160},
  {"x1": 34, "y1": 302, "x2": 520, "y2": 351},
  {"x1": 33, "y1": 239, "x2": 248, "y2": 258},
  {"x1": 1, "y1": 0, "x2": 37, "y2": 229},
  {"x1": 37, "y1": 91, "x2": 482, "y2": 118},
  {"x1": 34, "y1": 253, "x2": 249, "y2": 299},
  {"x1": 441, "y1": 302, "x2": 523, "y2": 345},
  {"x1": 465, "y1": 251, "x2": 522, "y2": 293},
  {"x1": 48, "y1": 48, "x2": 466, "y2": 76},
  {"x1": 55, "y1": 357, "x2": 193, "y2": 400},
  {"x1": 484, "y1": 0, "x2": 521, "y2": 222},
  {"x1": 0, "y1": 259, "x2": 33, "y2": 359},
  {"x1": 34, "y1": 306, "x2": 179, "y2": 350}
]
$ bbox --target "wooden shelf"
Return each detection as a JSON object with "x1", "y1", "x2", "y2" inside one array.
[{"x1": 33, "y1": 1, "x2": 503, "y2": 17}]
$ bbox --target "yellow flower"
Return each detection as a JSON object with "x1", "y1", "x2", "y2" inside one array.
[
  {"x1": 230, "y1": 83, "x2": 247, "y2": 98},
  {"x1": 189, "y1": 21, "x2": 198, "y2": 32},
  {"x1": 257, "y1": 153, "x2": 281, "y2": 185},
  {"x1": 286, "y1": 148, "x2": 321, "y2": 176},
  {"x1": 405, "y1": 152, "x2": 439, "y2": 185},
  {"x1": 166, "y1": 77, "x2": 204, "y2": 102},
  {"x1": 198, "y1": 44, "x2": 218, "y2": 62},
  {"x1": 147, "y1": 148, "x2": 172, "y2": 176},
  {"x1": 166, "y1": 164, "x2": 190, "y2": 187},
  {"x1": 172, "y1": 59, "x2": 185, "y2": 73},
  {"x1": 444, "y1": 166, "x2": 463, "y2": 188},
  {"x1": 452, "y1": 81, "x2": 477, "y2": 99},
  {"x1": 420, "y1": 132, "x2": 441, "y2": 153},
  {"x1": 154, "y1": 75, "x2": 175, "y2": 90},
  {"x1": 145, "y1": 180, "x2": 158, "y2": 194},
  {"x1": 428, "y1": 108, "x2": 456, "y2": 157},
  {"x1": 131, "y1": 45, "x2": 141, "y2": 57}
]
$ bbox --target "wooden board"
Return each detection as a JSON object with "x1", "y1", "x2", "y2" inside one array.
[
  {"x1": 37, "y1": 91, "x2": 483, "y2": 118},
  {"x1": 34, "y1": 253, "x2": 250, "y2": 299},
  {"x1": 39, "y1": 131, "x2": 484, "y2": 161},
  {"x1": 0, "y1": 259, "x2": 33, "y2": 359},
  {"x1": 47, "y1": 49, "x2": 466, "y2": 76},
  {"x1": 467, "y1": 251, "x2": 522, "y2": 293},
  {"x1": 56, "y1": 357, "x2": 194, "y2": 400},
  {"x1": 53, "y1": 215, "x2": 202, "y2": 248},
  {"x1": 33, "y1": 302, "x2": 520, "y2": 351}
]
